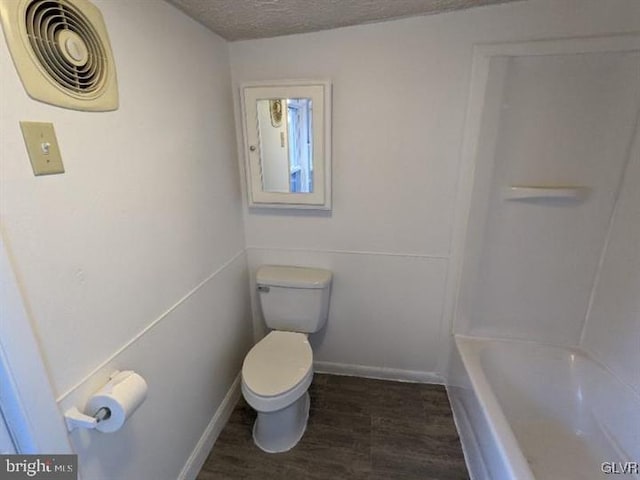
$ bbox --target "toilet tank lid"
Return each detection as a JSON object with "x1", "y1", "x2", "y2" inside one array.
[{"x1": 256, "y1": 265, "x2": 332, "y2": 289}]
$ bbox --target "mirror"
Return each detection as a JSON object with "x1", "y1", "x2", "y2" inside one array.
[
  {"x1": 241, "y1": 81, "x2": 331, "y2": 209},
  {"x1": 256, "y1": 98, "x2": 314, "y2": 194}
]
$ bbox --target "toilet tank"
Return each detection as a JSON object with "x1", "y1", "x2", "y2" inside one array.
[{"x1": 256, "y1": 265, "x2": 332, "y2": 333}]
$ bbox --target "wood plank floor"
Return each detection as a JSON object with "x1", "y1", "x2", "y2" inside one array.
[{"x1": 197, "y1": 374, "x2": 469, "y2": 480}]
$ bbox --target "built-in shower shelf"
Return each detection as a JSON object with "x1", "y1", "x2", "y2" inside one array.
[{"x1": 502, "y1": 186, "x2": 589, "y2": 201}]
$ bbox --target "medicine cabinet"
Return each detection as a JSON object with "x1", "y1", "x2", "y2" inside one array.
[{"x1": 240, "y1": 80, "x2": 332, "y2": 209}]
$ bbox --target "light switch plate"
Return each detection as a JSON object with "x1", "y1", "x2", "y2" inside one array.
[{"x1": 19, "y1": 121, "x2": 65, "y2": 176}]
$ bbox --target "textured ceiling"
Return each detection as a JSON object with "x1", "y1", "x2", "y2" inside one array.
[{"x1": 167, "y1": 0, "x2": 523, "y2": 41}]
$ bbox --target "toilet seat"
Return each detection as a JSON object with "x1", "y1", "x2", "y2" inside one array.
[{"x1": 242, "y1": 331, "x2": 313, "y2": 412}]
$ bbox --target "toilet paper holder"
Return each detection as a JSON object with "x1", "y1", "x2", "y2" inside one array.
[
  {"x1": 63, "y1": 370, "x2": 147, "y2": 432},
  {"x1": 64, "y1": 406, "x2": 111, "y2": 432}
]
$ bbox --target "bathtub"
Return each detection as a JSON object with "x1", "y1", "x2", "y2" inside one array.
[{"x1": 447, "y1": 335, "x2": 639, "y2": 480}]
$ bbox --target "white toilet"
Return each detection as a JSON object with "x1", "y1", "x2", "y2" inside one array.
[{"x1": 241, "y1": 265, "x2": 332, "y2": 453}]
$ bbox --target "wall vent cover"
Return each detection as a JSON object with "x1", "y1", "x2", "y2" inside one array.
[{"x1": 0, "y1": 0, "x2": 118, "y2": 111}]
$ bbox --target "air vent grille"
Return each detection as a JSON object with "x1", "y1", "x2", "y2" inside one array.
[{"x1": 25, "y1": 0, "x2": 108, "y2": 96}]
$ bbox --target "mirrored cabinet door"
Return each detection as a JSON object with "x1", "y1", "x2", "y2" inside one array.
[
  {"x1": 256, "y1": 97, "x2": 314, "y2": 194},
  {"x1": 241, "y1": 80, "x2": 331, "y2": 209}
]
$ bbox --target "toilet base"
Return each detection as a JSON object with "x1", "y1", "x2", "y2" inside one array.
[{"x1": 252, "y1": 392, "x2": 310, "y2": 453}]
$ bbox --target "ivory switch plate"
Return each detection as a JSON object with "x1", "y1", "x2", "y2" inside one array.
[{"x1": 19, "y1": 121, "x2": 65, "y2": 176}]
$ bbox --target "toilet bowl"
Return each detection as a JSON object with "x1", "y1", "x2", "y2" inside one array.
[
  {"x1": 241, "y1": 265, "x2": 332, "y2": 453},
  {"x1": 241, "y1": 331, "x2": 313, "y2": 452}
]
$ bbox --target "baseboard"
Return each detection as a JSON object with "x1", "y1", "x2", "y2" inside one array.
[
  {"x1": 178, "y1": 374, "x2": 241, "y2": 480},
  {"x1": 314, "y1": 361, "x2": 443, "y2": 384}
]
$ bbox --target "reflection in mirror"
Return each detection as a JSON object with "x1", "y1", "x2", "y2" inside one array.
[{"x1": 256, "y1": 98, "x2": 313, "y2": 194}]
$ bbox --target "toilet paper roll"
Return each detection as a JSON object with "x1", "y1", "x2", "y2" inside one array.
[{"x1": 85, "y1": 370, "x2": 148, "y2": 433}]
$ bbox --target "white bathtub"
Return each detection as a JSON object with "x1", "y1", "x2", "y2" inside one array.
[{"x1": 447, "y1": 335, "x2": 640, "y2": 480}]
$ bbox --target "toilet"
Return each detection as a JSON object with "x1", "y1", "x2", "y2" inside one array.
[{"x1": 241, "y1": 265, "x2": 332, "y2": 453}]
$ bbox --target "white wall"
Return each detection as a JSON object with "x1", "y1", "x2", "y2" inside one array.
[
  {"x1": 0, "y1": 1, "x2": 253, "y2": 479},
  {"x1": 230, "y1": 0, "x2": 640, "y2": 380},
  {"x1": 581, "y1": 122, "x2": 640, "y2": 395}
]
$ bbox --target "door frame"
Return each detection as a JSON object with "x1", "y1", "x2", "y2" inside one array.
[{"x1": 0, "y1": 234, "x2": 72, "y2": 453}]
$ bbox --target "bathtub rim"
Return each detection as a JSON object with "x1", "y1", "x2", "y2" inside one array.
[{"x1": 456, "y1": 333, "x2": 639, "y2": 398}]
